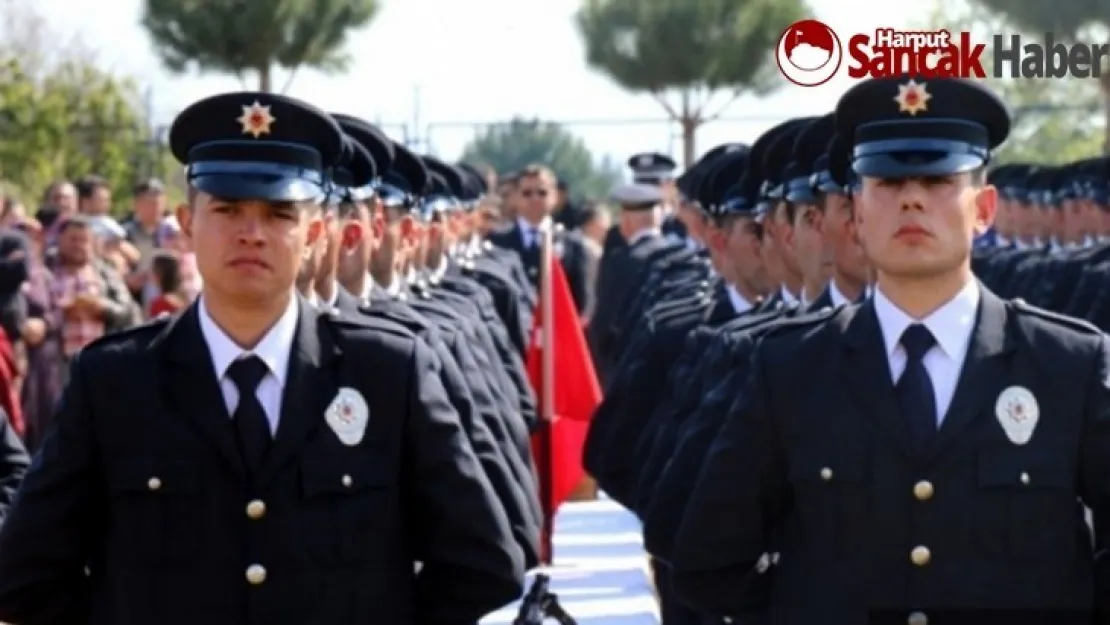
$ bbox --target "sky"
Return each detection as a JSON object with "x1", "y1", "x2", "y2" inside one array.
[{"x1": 27, "y1": 0, "x2": 931, "y2": 170}]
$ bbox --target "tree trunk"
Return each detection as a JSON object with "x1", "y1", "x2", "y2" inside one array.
[
  {"x1": 258, "y1": 65, "x2": 272, "y2": 92},
  {"x1": 1101, "y1": 71, "x2": 1110, "y2": 154},
  {"x1": 680, "y1": 117, "x2": 698, "y2": 169}
]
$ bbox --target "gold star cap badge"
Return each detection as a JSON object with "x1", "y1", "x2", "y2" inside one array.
[
  {"x1": 894, "y1": 80, "x2": 931, "y2": 117},
  {"x1": 237, "y1": 101, "x2": 276, "y2": 138}
]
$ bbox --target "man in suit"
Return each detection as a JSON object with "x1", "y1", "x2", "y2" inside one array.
[
  {"x1": 486, "y1": 164, "x2": 592, "y2": 316},
  {"x1": 672, "y1": 77, "x2": 1110, "y2": 625},
  {"x1": 0, "y1": 92, "x2": 524, "y2": 625}
]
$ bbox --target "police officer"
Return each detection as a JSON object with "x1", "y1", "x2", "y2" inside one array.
[
  {"x1": 671, "y1": 77, "x2": 1110, "y2": 625},
  {"x1": 0, "y1": 92, "x2": 524, "y2": 625}
]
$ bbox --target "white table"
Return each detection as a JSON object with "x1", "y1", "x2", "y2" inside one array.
[{"x1": 482, "y1": 499, "x2": 660, "y2": 625}]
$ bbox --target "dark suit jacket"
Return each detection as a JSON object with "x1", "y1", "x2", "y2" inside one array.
[
  {"x1": 672, "y1": 288, "x2": 1110, "y2": 624},
  {"x1": 487, "y1": 222, "x2": 592, "y2": 316},
  {"x1": 0, "y1": 297, "x2": 523, "y2": 625}
]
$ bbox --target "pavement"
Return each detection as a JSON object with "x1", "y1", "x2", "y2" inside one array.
[{"x1": 481, "y1": 498, "x2": 659, "y2": 625}]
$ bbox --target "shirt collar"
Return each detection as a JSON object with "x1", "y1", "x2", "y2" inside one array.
[
  {"x1": 198, "y1": 293, "x2": 299, "y2": 385},
  {"x1": 725, "y1": 284, "x2": 753, "y2": 314},
  {"x1": 830, "y1": 280, "x2": 852, "y2": 308},
  {"x1": 873, "y1": 280, "x2": 979, "y2": 360},
  {"x1": 780, "y1": 286, "x2": 799, "y2": 306}
]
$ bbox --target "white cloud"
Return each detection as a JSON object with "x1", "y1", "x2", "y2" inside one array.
[{"x1": 790, "y1": 44, "x2": 831, "y2": 71}]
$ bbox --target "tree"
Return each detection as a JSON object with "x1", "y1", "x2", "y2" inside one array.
[
  {"x1": 459, "y1": 118, "x2": 623, "y2": 201},
  {"x1": 960, "y1": 0, "x2": 1110, "y2": 150},
  {"x1": 141, "y1": 0, "x2": 380, "y2": 93},
  {"x1": 0, "y1": 0, "x2": 165, "y2": 211},
  {"x1": 575, "y1": 0, "x2": 807, "y2": 166},
  {"x1": 919, "y1": 0, "x2": 1102, "y2": 164}
]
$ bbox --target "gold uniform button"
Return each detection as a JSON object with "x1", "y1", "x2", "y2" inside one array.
[
  {"x1": 246, "y1": 500, "x2": 266, "y2": 520},
  {"x1": 819, "y1": 467, "x2": 833, "y2": 481},
  {"x1": 911, "y1": 545, "x2": 931, "y2": 566},
  {"x1": 147, "y1": 477, "x2": 162, "y2": 491},
  {"x1": 907, "y1": 611, "x2": 928, "y2": 625},
  {"x1": 341, "y1": 474, "x2": 353, "y2": 488},
  {"x1": 913, "y1": 480, "x2": 934, "y2": 500},
  {"x1": 246, "y1": 564, "x2": 267, "y2": 585}
]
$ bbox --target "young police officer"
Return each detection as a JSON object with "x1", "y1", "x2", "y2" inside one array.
[
  {"x1": 0, "y1": 92, "x2": 524, "y2": 625},
  {"x1": 671, "y1": 77, "x2": 1110, "y2": 625}
]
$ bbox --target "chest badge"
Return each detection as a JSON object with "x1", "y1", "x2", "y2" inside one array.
[
  {"x1": 325, "y1": 387, "x2": 369, "y2": 446},
  {"x1": 995, "y1": 385, "x2": 1039, "y2": 445}
]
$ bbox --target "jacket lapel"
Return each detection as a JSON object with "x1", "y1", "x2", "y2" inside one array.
[
  {"x1": 836, "y1": 301, "x2": 911, "y2": 456},
  {"x1": 154, "y1": 303, "x2": 247, "y2": 481},
  {"x1": 259, "y1": 297, "x2": 341, "y2": 487},
  {"x1": 929, "y1": 286, "x2": 1014, "y2": 459}
]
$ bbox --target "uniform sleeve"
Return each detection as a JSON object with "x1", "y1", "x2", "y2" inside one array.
[
  {"x1": 0, "y1": 406, "x2": 30, "y2": 522},
  {"x1": 0, "y1": 352, "x2": 100, "y2": 625},
  {"x1": 434, "y1": 339, "x2": 541, "y2": 570},
  {"x1": 405, "y1": 338, "x2": 525, "y2": 623},
  {"x1": 670, "y1": 337, "x2": 790, "y2": 617},
  {"x1": 1079, "y1": 334, "x2": 1110, "y2": 619}
]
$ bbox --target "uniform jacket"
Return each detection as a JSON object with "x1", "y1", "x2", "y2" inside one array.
[
  {"x1": 0, "y1": 297, "x2": 524, "y2": 625},
  {"x1": 672, "y1": 287, "x2": 1110, "y2": 625}
]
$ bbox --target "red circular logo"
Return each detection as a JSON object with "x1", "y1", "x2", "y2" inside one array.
[{"x1": 775, "y1": 19, "x2": 843, "y2": 87}]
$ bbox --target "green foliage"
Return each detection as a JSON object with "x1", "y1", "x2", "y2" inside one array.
[
  {"x1": 0, "y1": 1, "x2": 168, "y2": 214},
  {"x1": 575, "y1": 0, "x2": 803, "y2": 93},
  {"x1": 575, "y1": 0, "x2": 807, "y2": 165},
  {"x1": 920, "y1": 0, "x2": 1102, "y2": 164},
  {"x1": 141, "y1": 0, "x2": 380, "y2": 91},
  {"x1": 459, "y1": 119, "x2": 623, "y2": 201}
]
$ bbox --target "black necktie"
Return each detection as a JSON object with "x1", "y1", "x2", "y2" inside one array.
[
  {"x1": 227, "y1": 355, "x2": 272, "y2": 476},
  {"x1": 897, "y1": 324, "x2": 938, "y2": 455}
]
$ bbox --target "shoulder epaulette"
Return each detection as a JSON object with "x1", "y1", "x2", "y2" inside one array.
[
  {"x1": 324, "y1": 306, "x2": 418, "y2": 341},
  {"x1": 759, "y1": 305, "x2": 840, "y2": 340},
  {"x1": 1010, "y1": 297, "x2": 1102, "y2": 335},
  {"x1": 82, "y1": 313, "x2": 173, "y2": 352}
]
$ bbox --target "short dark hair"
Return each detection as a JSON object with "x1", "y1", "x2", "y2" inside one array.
[
  {"x1": 133, "y1": 178, "x2": 165, "y2": 197},
  {"x1": 76, "y1": 175, "x2": 109, "y2": 200},
  {"x1": 58, "y1": 214, "x2": 92, "y2": 234}
]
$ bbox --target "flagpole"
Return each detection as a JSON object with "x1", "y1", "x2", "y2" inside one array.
[{"x1": 539, "y1": 222, "x2": 556, "y2": 566}]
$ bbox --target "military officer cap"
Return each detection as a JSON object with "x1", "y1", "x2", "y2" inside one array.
[
  {"x1": 610, "y1": 183, "x2": 662, "y2": 210},
  {"x1": 747, "y1": 118, "x2": 810, "y2": 217},
  {"x1": 331, "y1": 114, "x2": 395, "y2": 178},
  {"x1": 170, "y1": 92, "x2": 343, "y2": 202},
  {"x1": 835, "y1": 77, "x2": 1011, "y2": 179},
  {"x1": 992, "y1": 163, "x2": 1031, "y2": 202},
  {"x1": 379, "y1": 142, "x2": 429, "y2": 210},
  {"x1": 702, "y1": 151, "x2": 750, "y2": 220},
  {"x1": 677, "y1": 144, "x2": 746, "y2": 212},
  {"x1": 784, "y1": 113, "x2": 836, "y2": 205},
  {"x1": 719, "y1": 174, "x2": 763, "y2": 220},
  {"x1": 825, "y1": 133, "x2": 857, "y2": 194},
  {"x1": 628, "y1": 152, "x2": 678, "y2": 184},
  {"x1": 763, "y1": 117, "x2": 816, "y2": 201},
  {"x1": 456, "y1": 162, "x2": 490, "y2": 196},
  {"x1": 328, "y1": 137, "x2": 377, "y2": 206}
]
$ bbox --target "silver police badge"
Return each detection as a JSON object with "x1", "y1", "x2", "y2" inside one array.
[
  {"x1": 994, "y1": 386, "x2": 1039, "y2": 446},
  {"x1": 325, "y1": 387, "x2": 369, "y2": 446}
]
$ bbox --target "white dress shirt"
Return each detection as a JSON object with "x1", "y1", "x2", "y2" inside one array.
[
  {"x1": 726, "y1": 285, "x2": 754, "y2": 315},
  {"x1": 198, "y1": 294, "x2": 299, "y2": 434},
  {"x1": 780, "y1": 286, "x2": 799, "y2": 306},
  {"x1": 872, "y1": 280, "x2": 979, "y2": 425},
  {"x1": 517, "y1": 216, "x2": 551, "y2": 248}
]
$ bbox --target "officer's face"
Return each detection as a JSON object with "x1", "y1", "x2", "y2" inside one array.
[
  {"x1": 821, "y1": 192, "x2": 869, "y2": 284},
  {"x1": 180, "y1": 191, "x2": 323, "y2": 306},
  {"x1": 855, "y1": 173, "x2": 994, "y2": 280},
  {"x1": 790, "y1": 202, "x2": 829, "y2": 282}
]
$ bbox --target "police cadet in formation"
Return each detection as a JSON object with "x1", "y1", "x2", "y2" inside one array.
[
  {"x1": 289, "y1": 116, "x2": 544, "y2": 572},
  {"x1": 486, "y1": 165, "x2": 593, "y2": 316},
  {"x1": 666, "y1": 76, "x2": 1110, "y2": 625},
  {"x1": 0, "y1": 92, "x2": 527, "y2": 625}
]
